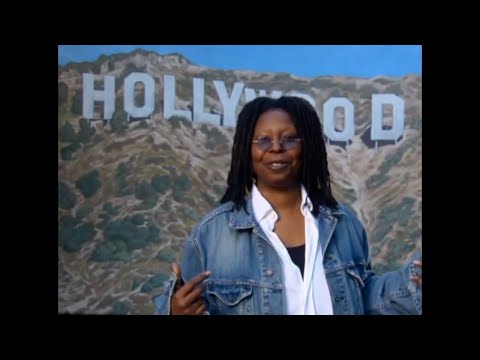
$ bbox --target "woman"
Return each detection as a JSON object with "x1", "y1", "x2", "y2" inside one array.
[{"x1": 154, "y1": 96, "x2": 422, "y2": 315}]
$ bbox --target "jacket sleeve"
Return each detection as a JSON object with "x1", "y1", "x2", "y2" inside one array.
[
  {"x1": 152, "y1": 227, "x2": 206, "y2": 315},
  {"x1": 152, "y1": 271, "x2": 179, "y2": 315},
  {"x1": 359, "y1": 222, "x2": 422, "y2": 315}
]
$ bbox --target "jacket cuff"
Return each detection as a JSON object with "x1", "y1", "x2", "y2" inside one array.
[
  {"x1": 152, "y1": 272, "x2": 179, "y2": 315},
  {"x1": 406, "y1": 251, "x2": 422, "y2": 314}
]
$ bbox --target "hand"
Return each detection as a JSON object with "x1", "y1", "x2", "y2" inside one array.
[
  {"x1": 411, "y1": 260, "x2": 422, "y2": 288},
  {"x1": 170, "y1": 262, "x2": 211, "y2": 315}
]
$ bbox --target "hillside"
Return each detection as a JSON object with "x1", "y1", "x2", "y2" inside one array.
[{"x1": 58, "y1": 49, "x2": 422, "y2": 314}]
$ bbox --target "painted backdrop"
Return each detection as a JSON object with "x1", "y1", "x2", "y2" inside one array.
[{"x1": 58, "y1": 46, "x2": 422, "y2": 314}]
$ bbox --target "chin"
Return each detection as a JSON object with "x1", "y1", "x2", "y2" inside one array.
[{"x1": 262, "y1": 177, "x2": 299, "y2": 189}]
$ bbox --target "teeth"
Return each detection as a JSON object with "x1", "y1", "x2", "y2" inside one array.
[{"x1": 268, "y1": 163, "x2": 287, "y2": 169}]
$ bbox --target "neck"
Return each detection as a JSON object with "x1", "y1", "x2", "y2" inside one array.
[{"x1": 256, "y1": 183, "x2": 302, "y2": 212}]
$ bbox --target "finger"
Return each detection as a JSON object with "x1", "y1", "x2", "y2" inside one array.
[
  {"x1": 183, "y1": 283, "x2": 206, "y2": 305},
  {"x1": 413, "y1": 260, "x2": 422, "y2": 268},
  {"x1": 171, "y1": 292, "x2": 201, "y2": 315},
  {"x1": 172, "y1": 261, "x2": 181, "y2": 277},
  {"x1": 411, "y1": 275, "x2": 422, "y2": 288},
  {"x1": 173, "y1": 283, "x2": 205, "y2": 310},
  {"x1": 177, "y1": 271, "x2": 211, "y2": 296},
  {"x1": 185, "y1": 299, "x2": 205, "y2": 315},
  {"x1": 194, "y1": 303, "x2": 206, "y2": 315},
  {"x1": 172, "y1": 262, "x2": 185, "y2": 291}
]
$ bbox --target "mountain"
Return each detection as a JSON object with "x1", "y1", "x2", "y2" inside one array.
[{"x1": 58, "y1": 49, "x2": 422, "y2": 314}]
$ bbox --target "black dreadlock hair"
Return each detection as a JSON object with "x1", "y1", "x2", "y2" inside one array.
[{"x1": 220, "y1": 96, "x2": 338, "y2": 216}]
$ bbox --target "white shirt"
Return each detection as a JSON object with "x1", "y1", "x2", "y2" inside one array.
[{"x1": 252, "y1": 184, "x2": 333, "y2": 315}]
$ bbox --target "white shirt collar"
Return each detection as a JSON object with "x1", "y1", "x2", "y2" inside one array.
[
  {"x1": 251, "y1": 183, "x2": 313, "y2": 221},
  {"x1": 300, "y1": 185, "x2": 314, "y2": 215}
]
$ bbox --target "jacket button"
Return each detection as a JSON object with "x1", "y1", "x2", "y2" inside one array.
[{"x1": 266, "y1": 269, "x2": 274, "y2": 276}]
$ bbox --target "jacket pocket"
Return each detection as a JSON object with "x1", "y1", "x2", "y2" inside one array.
[{"x1": 206, "y1": 282, "x2": 253, "y2": 314}]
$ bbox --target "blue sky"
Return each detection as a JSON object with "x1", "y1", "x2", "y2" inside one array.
[{"x1": 58, "y1": 45, "x2": 421, "y2": 78}]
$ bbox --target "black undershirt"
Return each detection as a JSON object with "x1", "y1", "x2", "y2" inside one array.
[{"x1": 286, "y1": 244, "x2": 305, "y2": 278}]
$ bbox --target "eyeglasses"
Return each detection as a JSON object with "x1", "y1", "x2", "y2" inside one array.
[{"x1": 251, "y1": 136, "x2": 302, "y2": 152}]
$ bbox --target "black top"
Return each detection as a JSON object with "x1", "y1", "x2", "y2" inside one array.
[{"x1": 286, "y1": 244, "x2": 305, "y2": 278}]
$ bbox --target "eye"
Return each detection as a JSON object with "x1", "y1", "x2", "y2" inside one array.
[
  {"x1": 254, "y1": 136, "x2": 272, "y2": 146},
  {"x1": 282, "y1": 135, "x2": 299, "y2": 144}
]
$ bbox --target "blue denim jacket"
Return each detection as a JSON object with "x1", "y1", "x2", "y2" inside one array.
[{"x1": 153, "y1": 198, "x2": 422, "y2": 315}]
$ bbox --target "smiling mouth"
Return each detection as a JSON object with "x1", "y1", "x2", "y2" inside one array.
[{"x1": 266, "y1": 162, "x2": 289, "y2": 170}]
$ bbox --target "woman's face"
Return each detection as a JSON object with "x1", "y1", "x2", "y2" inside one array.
[{"x1": 251, "y1": 109, "x2": 303, "y2": 190}]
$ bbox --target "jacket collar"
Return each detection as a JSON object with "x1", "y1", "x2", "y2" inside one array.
[{"x1": 228, "y1": 195, "x2": 346, "y2": 230}]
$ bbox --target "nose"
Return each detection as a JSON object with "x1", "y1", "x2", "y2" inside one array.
[{"x1": 269, "y1": 140, "x2": 283, "y2": 152}]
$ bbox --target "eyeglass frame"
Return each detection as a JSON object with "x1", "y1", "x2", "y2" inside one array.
[{"x1": 251, "y1": 136, "x2": 302, "y2": 152}]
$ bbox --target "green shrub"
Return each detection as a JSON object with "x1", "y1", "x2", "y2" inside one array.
[
  {"x1": 131, "y1": 214, "x2": 145, "y2": 226},
  {"x1": 58, "y1": 182, "x2": 77, "y2": 209},
  {"x1": 104, "y1": 220, "x2": 136, "y2": 242},
  {"x1": 161, "y1": 199, "x2": 171, "y2": 211},
  {"x1": 156, "y1": 247, "x2": 177, "y2": 262},
  {"x1": 385, "y1": 83, "x2": 402, "y2": 94},
  {"x1": 59, "y1": 123, "x2": 77, "y2": 143},
  {"x1": 71, "y1": 90, "x2": 83, "y2": 115},
  {"x1": 58, "y1": 82, "x2": 69, "y2": 107},
  {"x1": 134, "y1": 226, "x2": 150, "y2": 243},
  {"x1": 203, "y1": 126, "x2": 228, "y2": 151},
  {"x1": 135, "y1": 180, "x2": 157, "y2": 201},
  {"x1": 373, "y1": 78, "x2": 393, "y2": 85},
  {"x1": 372, "y1": 197, "x2": 416, "y2": 245},
  {"x1": 60, "y1": 215, "x2": 79, "y2": 228},
  {"x1": 77, "y1": 118, "x2": 95, "y2": 144},
  {"x1": 111, "y1": 301, "x2": 131, "y2": 315},
  {"x1": 366, "y1": 149, "x2": 405, "y2": 189},
  {"x1": 117, "y1": 162, "x2": 128, "y2": 176},
  {"x1": 62, "y1": 222, "x2": 95, "y2": 252},
  {"x1": 172, "y1": 191, "x2": 186, "y2": 202},
  {"x1": 115, "y1": 163, "x2": 132, "y2": 196},
  {"x1": 358, "y1": 84, "x2": 378, "y2": 99},
  {"x1": 311, "y1": 78, "x2": 333, "y2": 88},
  {"x1": 102, "y1": 202, "x2": 118, "y2": 215},
  {"x1": 117, "y1": 186, "x2": 133, "y2": 197},
  {"x1": 158, "y1": 142, "x2": 171, "y2": 151},
  {"x1": 58, "y1": 216, "x2": 80, "y2": 246},
  {"x1": 60, "y1": 142, "x2": 81, "y2": 161},
  {"x1": 110, "y1": 109, "x2": 129, "y2": 133},
  {"x1": 76, "y1": 205, "x2": 93, "y2": 220},
  {"x1": 169, "y1": 116, "x2": 183, "y2": 129},
  {"x1": 145, "y1": 156, "x2": 165, "y2": 165},
  {"x1": 140, "y1": 273, "x2": 169, "y2": 293},
  {"x1": 151, "y1": 174, "x2": 172, "y2": 193},
  {"x1": 116, "y1": 177, "x2": 128, "y2": 189},
  {"x1": 137, "y1": 120, "x2": 149, "y2": 129},
  {"x1": 76, "y1": 170, "x2": 102, "y2": 198},
  {"x1": 174, "y1": 174, "x2": 192, "y2": 192},
  {"x1": 138, "y1": 198, "x2": 157, "y2": 210},
  {"x1": 90, "y1": 241, "x2": 118, "y2": 262},
  {"x1": 146, "y1": 224, "x2": 160, "y2": 243}
]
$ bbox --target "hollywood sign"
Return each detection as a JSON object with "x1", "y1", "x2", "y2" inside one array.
[{"x1": 82, "y1": 73, "x2": 405, "y2": 142}]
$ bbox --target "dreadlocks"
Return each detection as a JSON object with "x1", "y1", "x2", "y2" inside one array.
[{"x1": 220, "y1": 96, "x2": 337, "y2": 216}]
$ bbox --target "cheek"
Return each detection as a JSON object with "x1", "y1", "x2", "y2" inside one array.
[
  {"x1": 251, "y1": 148, "x2": 262, "y2": 163},
  {"x1": 250, "y1": 148, "x2": 260, "y2": 175},
  {"x1": 293, "y1": 149, "x2": 303, "y2": 163},
  {"x1": 293, "y1": 151, "x2": 303, "y2": 171}
]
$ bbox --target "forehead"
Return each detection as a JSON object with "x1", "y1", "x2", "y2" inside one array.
[{"x1": 254, "y1": 109, "x2": 296, "y2": 132}]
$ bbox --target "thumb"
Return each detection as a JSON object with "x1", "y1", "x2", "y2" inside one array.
[{"x1": 172, "y1": 261, "x2": 181, "y2": 278}]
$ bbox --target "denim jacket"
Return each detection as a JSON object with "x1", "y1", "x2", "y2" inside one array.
[{"x1": 153, "y1": 198, "x2": 422, "y2": 315}]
